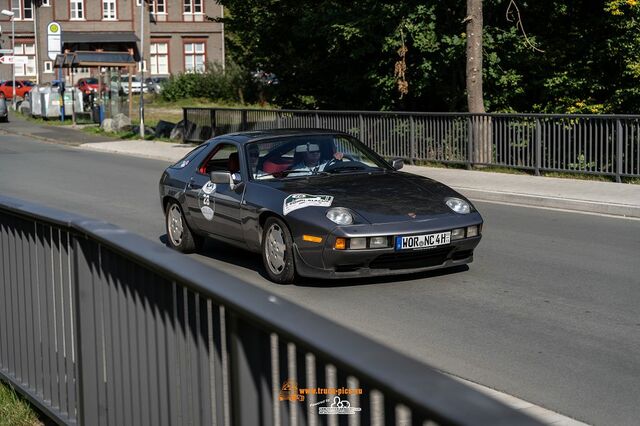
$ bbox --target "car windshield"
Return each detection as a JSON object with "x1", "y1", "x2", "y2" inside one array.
[
  {"x1": 84, "y1": 78, "x2": 98, "y2": 84},
  {"x1": 246, "y1": 134, "x2": 392, "y2": 180}
]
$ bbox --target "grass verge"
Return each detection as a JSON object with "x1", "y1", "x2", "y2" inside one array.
[{"x1": 0, "y1": 381, "x2": 42, "y2": 426}]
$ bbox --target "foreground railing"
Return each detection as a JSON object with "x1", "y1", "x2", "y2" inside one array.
[
  {"x1": 0, "y1": 194, "x2": 539, "y2": 425},
  {"x1": 183, "y1": 107, "x2": 640, "y2": 181}
]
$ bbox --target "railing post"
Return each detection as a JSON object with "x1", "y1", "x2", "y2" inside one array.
[
  {"x1": 241, "y1": 110, "x2": 249, "y2": 131},
  {"x1": 277, "y1": 111, "x2": 282, "y2": 129},
  {"x1": 182, "y1": 108, "x2": 188, "y2": 144},
  {"x1": 315, "y1": 112, "x2": 320, "y2": 128},
  {"x1": 73, "y1": 236, "x2": 102, "y2": 426},
  {"x1": 210, "y1": 108, "x2": 216, "y2": 138},
  {"x1": 467, "y1": 116, "x2": 473, "y2": 169},
  {"x1": 616, "y1": 119, "x2": 623, "y2": 183},
  {"x1": 535, "y1": 118, "x2": 542, "y2": 176},
  {"x1": 228, "y1": 313, "x2": 274, "y2": 426},
  {"x1": 359, "y1": 114, "x2": 365, "y2": 144},
  {"x1": 410, "y1": 115, "x2": 416, "y2": 165}
]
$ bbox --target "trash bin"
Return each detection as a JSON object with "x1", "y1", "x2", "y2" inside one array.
[{"x1": 92, "y1": 105, "x2": 101, "y2": 123}]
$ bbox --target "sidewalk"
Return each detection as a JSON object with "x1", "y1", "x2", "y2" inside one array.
[{"x1": 2, "y1": 113, "x2": 639, "y2": 219}]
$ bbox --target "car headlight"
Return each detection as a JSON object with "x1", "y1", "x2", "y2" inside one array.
[
  {"x1": 326, "y1": 207, "x2": 353, "y2": 225},
  {"x1": 445, "y1": 197, "x2": 471, "y2": 214}
]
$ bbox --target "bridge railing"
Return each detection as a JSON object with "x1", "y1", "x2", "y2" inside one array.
[
  {"x1": 0, "y1": 194, "x2": 539, "y2": 425},
  {"x1": 183, "y1": 107, "x2": 640, "y2": 182}
]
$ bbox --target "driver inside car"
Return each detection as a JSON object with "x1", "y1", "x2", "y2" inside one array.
[{"x1": 288, "y1": 143, "x2": 344, "y2": 176}]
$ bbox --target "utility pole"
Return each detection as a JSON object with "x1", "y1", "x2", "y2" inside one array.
[{"x1": 139, "y1": 0, "x2": 145, "y2": 138}]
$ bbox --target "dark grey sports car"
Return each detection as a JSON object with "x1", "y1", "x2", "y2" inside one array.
[{"x1": 159, "y1": 129, "x2": 483, "y2": 283}]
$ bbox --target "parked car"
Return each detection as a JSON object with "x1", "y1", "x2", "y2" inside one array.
[
  {"x1": 76, "y1": 78, "x2": 103, "y2": 94},
  {"x1": 159, "y1": 130, "x2": 484, "y2": 283},
  {"x1": 0, "y1": 92, "x2": 8, "y2": 122},
  {"x1": 0, "y1": 80, "x2": 34, "y2": 100},
  {"x1": 120, "y1": 75, "x2": 149, "y2": 94},
  {"x1": 145, "y1": 76, "x2": 168, "y2": 93}
]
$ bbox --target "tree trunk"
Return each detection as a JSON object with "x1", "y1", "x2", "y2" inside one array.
[
  {"x1": 466, "y1": 0, "x2": 491, "y2": 164},
  {"x1": 466, "y1": 0, "x2": 484, "y2": 114}
]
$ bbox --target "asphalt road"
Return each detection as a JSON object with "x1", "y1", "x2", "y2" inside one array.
[{"x1": 1, "y1": 135, "x2": 639, "y2": 425}]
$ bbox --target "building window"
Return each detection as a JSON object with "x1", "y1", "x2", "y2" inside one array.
[
  {"x1": 183, "y1": 0, "x2": 202, "y2": 21},
  {"x1": 153, "y1": 0, "x2": 166, "y2": 14},
  {"x1": 44, "y1": 61, "x2": 53, "y2": 73},
  {"x1": 70, "y1": 0, "x2": 84, "y2": 19},
  {"x1": 14, "y1": 42, "x2": 36, "y2": 76},
  {"x1": 41, "y1": 0, "x2": 50, "y2": 6},
  {"x1": 11, "y1": 0, "x2": 33, "y2": 20},
  {"x1": 102, "y1": 0, "x2": 116, "y2": 19},
  {"x1": 184, "y1": 42, "x2": 205, "y2": 73},
  {"x1": 151, "y1": 0, "x2": 166, "y2": 20},
  {"x1": 150, "y1": 42, "x2": 169, "y2": 75}
]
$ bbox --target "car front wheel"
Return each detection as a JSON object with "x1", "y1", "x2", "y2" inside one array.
[
  {"x1": 262, "y1": 217, "x2": 296, "y2": 284},
  {"x1": 165, "y1": 201, "x2": 203, "y2": 253}
]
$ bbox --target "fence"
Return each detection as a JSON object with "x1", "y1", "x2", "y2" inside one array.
[
  {"x1": 0, "y1": 194, "x2": 540, "y2": 425},
  {"x1": 183, "y1": 108, "x2": 640, "y2": 182}
]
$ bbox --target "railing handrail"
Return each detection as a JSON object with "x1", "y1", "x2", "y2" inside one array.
[
  {"x1": 183, "y1": 106, "x2": 640, "y2": 119},
  {"x1": 0, "y1": 194, "x2": 539, "y2": 425}
]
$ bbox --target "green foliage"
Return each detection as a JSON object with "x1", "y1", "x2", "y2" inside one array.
[
  {"x1": 0, "y1": 381, "x2": 41, "y2": 426},
  {"x1": 220, "y1": 0, "x2": 640, "y2": 113},
  {"x1": 160, "y1": 61, "x2": 253, "y2": 103}
]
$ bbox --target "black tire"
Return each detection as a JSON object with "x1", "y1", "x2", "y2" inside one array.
[
  {"x1": 165, "y1": 201, "x2": 203, "y2": 253},
  {"x1": 262, "y1": 217, "x2": 296, "y2": 284}
]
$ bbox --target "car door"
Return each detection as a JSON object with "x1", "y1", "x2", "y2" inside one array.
[{"x1": 185, "y1": 141, "x2": 245, "y2": 241}]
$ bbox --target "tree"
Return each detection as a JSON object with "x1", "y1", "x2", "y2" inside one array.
[{"x1": 465, "y1": 0, "x2": 485, "y2": 113}]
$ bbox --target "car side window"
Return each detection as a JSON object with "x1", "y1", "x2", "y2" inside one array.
[{"x1": 199, "y1": 143, "x2": 240, "y2": 175}]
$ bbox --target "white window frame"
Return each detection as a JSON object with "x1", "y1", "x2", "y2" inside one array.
[
  {"x1": 183, "y1": 0, "x2": 202, "y2": 21},
  {"x1": 44, "y1": 61, "x2": 53, "y2": 73},
  {"x1": 102, "y1": 0, "x2": 117, "y2": 20},
  {"x1": 150, "y1": 42, "x2": 169, "y2": 75},
  {"x1": 11, "y1": 0, "x2": 34, "y2": 20},
  {"x1": 70, "y1": 0, "x2": 85, "y2": 20},
  {"x1": 41, "y1": 0, "x2": 50, "y2": 6},
  {"x1": 152, "y1": 0, "x2": 166, "y2": 14},
  {"x1": 184, "y1": 42, "x2": 205, "y2": 73},
  {"x1": 14, "y1": 42, "x2": 36, "y2": 77}
]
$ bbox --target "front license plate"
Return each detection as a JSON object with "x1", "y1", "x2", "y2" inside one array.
[{"x1": 395, "y1": 232, "x2": 451, "y2": 251}]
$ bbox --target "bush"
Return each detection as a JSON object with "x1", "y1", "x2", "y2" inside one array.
[{"x1": 161, "y1": 61, "x2": 253, "y2": 103}]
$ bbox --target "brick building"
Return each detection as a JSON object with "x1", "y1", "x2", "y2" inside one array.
[{"x1": 0, "y1": 0, "x2": 224, "y2": 83}]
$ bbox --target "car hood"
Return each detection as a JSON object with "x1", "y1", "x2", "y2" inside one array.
[{"x1": 270, "y1": 171, "x2": 464, "y2": 223}]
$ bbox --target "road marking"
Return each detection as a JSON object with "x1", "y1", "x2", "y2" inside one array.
[
  {"x1": 447, "y1": 374, "x2": 590, "y2": 425},
  {"x1": 470, "y1": 198, "x2": 640, "y2": 222}
]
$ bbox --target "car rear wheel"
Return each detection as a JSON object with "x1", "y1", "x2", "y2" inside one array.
[
  {"x1": 165, "y1": 201, "x2": 203, "y2": 253},
  {"x1": 262, "y1": 217, "x2": 296, "y2": 284}
]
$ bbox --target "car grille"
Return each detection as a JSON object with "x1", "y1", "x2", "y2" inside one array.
[{"x1": 369, "y1": 247, "x2": 452, "y2": 270}]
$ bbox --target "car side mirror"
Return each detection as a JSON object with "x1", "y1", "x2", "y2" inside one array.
[
  {"x1": 391, "y1": 158, "x2": 404, "y2": 170},
  {"x1": 210, "y1": 171, "x2": 230, "y2": 184}
]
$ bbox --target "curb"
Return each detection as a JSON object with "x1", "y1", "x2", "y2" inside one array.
[{"x1": 455, "y1": 187, "x2": 640, "y2": 219}]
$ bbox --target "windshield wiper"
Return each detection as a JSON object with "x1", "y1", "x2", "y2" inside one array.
[{"x1": 325, "y1": 166, "x2": 368, "y2": 174}]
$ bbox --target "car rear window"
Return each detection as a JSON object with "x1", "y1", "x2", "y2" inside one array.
[{"x1": 170, "y1": 144, "x2": 208, "y2": 169}]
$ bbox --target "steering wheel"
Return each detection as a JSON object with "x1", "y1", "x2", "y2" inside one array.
[{"x1": 323, "y1": 154, "x2": 361, "y2": 172}]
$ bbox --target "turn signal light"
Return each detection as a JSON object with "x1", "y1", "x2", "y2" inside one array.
[
  {"x1": 303, "y1": 235, "x2": 323, "y2": 243},
  {"x1": 467, "y1": 225, "x2": 479, "y2": 237},
  {"x1": 334, "y1": 238, "x2": 346, "y2": 250}
]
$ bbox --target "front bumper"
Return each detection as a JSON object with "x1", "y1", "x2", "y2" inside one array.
[
  {"x1": 294, "y1": 236, "x2": 480, "y2": 279},
  {"x1": 293, "y1": 212, "x2": 483, "y2": 279}
]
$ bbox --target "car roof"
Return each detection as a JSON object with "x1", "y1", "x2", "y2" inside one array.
[{"x1": 216, "y1": 129, "x2": 351, "y2": 145}]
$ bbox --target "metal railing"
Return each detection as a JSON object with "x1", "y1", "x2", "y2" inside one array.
[
  {"x1": 183, "y1": 107, "x2": 640, "y2": 182},
  {"x1": 0, "y1": 194, "x2": 541, "y2": 425}
]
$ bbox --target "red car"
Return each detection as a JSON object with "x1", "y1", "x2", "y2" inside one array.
[
  {"x1": 76, "y1": 77, "x2": 103, "y2": 94},
  {"x1": 0, "y1": 80, "x2": 33, "y2": 100}
]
